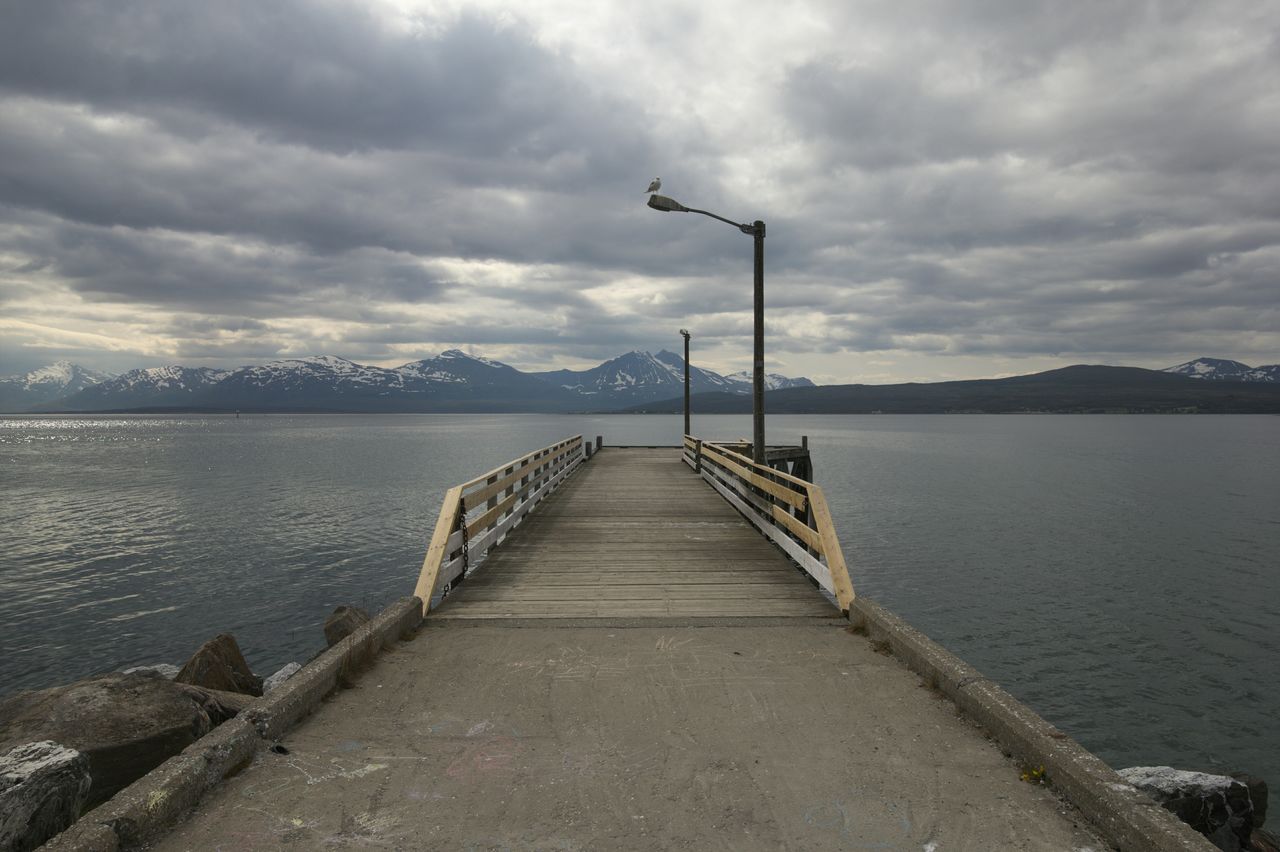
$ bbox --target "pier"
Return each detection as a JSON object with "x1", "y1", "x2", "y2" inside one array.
[
  {"x1": 50, "y1": 436, "x2": 1213, "y2": 850},
  {"x1": 427, "y1": 446, "x2": 837, "y2": 620}
]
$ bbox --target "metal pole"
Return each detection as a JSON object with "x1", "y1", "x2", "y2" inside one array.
[
  {"x1": 681, "y1": 330, "x2": 691, "y2": 438},
  {"x1": 646, "y1": 196, "x2": 765, "y2": 461},
  {"x1": 752, "y1": 221, "x2": 766, "y2": 464}
]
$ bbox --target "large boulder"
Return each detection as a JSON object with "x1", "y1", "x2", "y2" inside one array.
[
  {"x1": 324, "y1": 605, "x2": 370, "y2": 647},
  {"x1": 175, "y1": 633, "x2": 262, "y2": 697},
  {"x1": 1119, "y1": 766, "x2": 1255, "y2": 852},
  {"x1": 0, "y1": 673, "x2": 213, "y2": 809},
  {"x1": 0, "y1": 741, "x2": 91, "y2": 851}
]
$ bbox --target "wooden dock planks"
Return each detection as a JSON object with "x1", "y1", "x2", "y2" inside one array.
[{"x1": 432, "y1": 447, "x2": 837, "y2": 619}]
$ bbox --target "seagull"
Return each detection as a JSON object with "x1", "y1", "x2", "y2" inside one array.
[{"x1": 644, "y1": 177, "x2": 661, "y2": 194}]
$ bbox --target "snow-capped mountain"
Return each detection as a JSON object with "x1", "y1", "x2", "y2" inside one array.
[
  {"x1": 206, "y1": 356, "x2": 401, "y2": 404},
  {"x1": 0, "y1": 361, "x2": 114, "y2": 411},
  {"x1": 534, "y1": 350, "x2": 687, "y2": 401},
  {"x1": 530, "y1": 349, "x2": 806, "y2": 406},
  {"x1": 15, "y1": 350, "x2": 819, "y2": 413},
  {"x1": 398, "y1": 350, "x2": 549, "y2": 390},
  {"x1": 651, "y1": 350, "x2": 740, "y2": 393},
  {"x1": 185, "y1": 351, "x2": 577, "y2": 412},
  {"x1": 723, "y1": 370, "x2": 816, "y2": 391},
  {"x1": 390, "y1": 350, "x2": 580, "y2": 411},
  {"x1": 1163, "y1": 358, "x2": 1279, "y2": 382},
  {"x1": 40, "y1": 365, "x2": 231, "y2": 411}
]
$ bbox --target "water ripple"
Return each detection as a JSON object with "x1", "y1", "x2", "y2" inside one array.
[{"x1": 2, "y1": 413, "x2": 1277, "y2": 785}]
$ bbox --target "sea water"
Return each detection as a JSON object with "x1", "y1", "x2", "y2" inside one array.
[{"x1": 1, "y1": 413, "x2": 1276, "y2": 783}]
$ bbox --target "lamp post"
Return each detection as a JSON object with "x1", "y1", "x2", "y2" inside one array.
[
  {"x1": 679, "y1": 328, "x2": 691, "y2": 438},
  {"x1": 649, "y1": 193, "x2": 766, "y2": 464}
]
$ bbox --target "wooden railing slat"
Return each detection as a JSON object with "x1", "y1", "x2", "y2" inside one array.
[
  {"x1": 466, "y1": 489, "x2": 521, "y2": 537},
  {"x1": 459, "y1": 436, "x2": 581, "y2": 490},
  {"x1": 700, "y1": 463, "x2": 836, "y2": 596},
  {"x1": 691, "y1": 436, "x2": 856, "y2": 613},
  {"x1": 770, "y1": 504, "x2": 824, "y2": 553},
  {"x1": 465, "y1": 457, "x2": 578, "y2": 559},
  {"x1": 700, "y1": 444, "x2": 807, "y2": 511},
  {"x1": 414, "y1": 436, "x2": 585, "y2": 615},
  {"x1": 465, "y1": 445, "x2": 577, "y2": 536},
  {"x1": 467, "y1": 447, "x2": 558, "y2": 505}
]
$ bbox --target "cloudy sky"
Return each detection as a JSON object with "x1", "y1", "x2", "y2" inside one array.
[{"x1": 1, "y1": 0, "x2": 1277, "y2": 384}]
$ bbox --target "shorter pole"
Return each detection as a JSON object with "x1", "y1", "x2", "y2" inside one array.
[{"x1": 681, "y1": 329, "x2": 691, "y2": 438}]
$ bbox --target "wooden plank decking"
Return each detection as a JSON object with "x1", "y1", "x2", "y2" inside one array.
[{"x1": 432, "y1": 448, "x2": 838, "y2": 619}]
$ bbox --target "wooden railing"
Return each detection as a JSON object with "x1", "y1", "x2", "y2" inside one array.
[
  {"x1": 682, "y1": 434, "x2": 856, "y2": 613},
  {"x1": 413, "y1": 435, "x2": 586, "y2": 613}
]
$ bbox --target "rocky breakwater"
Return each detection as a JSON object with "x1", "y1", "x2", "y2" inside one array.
[
  {"x1": 0, "y1": 632, "x2": 296, "y2": 851},
  {"x1": 0, "y1": 602, "x2": 416, "y2": 851},
  {"x1": 1120, "y1": 766, "x2": 1274, "y2": 852}
]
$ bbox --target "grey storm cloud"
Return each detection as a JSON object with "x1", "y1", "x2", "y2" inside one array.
[
  {"x1": 0, "y1": 0, "x2": 1277, "y2": 379},
  {"x1": 3, "y1": 1, "x2": 613, "y2": 159}
]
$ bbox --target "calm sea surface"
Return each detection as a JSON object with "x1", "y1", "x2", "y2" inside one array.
[{"x1": 1, "y1": 414, "x2": 1276, "y2": 783}]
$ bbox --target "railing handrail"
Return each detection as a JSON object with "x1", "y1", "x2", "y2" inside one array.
[
  {"x1": 682, "y1": 433, "x2": 856, "y2": 613},
  {"x1": 413, "y1": 435, "x2": 586, "y2": 614},
  {"x1": 690, "y1": 437, "x2": 815, "y2": 489},
  {"x1": 458, "y1": 435, "x2": 582, "y2": 491}
]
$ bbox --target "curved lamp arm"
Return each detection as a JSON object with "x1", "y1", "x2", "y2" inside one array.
[{"x1": 648, "y1": 194, "x2": 759, "y2": 236}]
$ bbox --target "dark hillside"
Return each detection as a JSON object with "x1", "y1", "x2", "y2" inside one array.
[{"x1": 620, "y1": 365, "x2": 1280, "y2": 414}]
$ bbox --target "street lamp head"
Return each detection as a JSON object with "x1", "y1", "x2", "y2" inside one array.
[
  {"x1": 647, "y1": 194, "x2": 688, "y2": 213},
  {"x1": 679, "y1": 328, "x2": 690, "y2": 338}
]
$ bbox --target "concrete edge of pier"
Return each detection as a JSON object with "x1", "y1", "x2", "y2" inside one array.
[
  {"x1": 39, "y1": 596, "x2": 425, "y2": 852},
  {"x1": 848, "y1": 595, "x2": 1215, "y2": 852}
]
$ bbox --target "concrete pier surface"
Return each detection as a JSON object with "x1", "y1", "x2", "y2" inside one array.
[{"x1": 152, "y1": 620, "x2": 1106, "y2": 850}]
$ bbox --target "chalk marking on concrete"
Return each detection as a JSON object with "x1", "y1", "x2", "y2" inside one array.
[
  {"x1": 655, "y1": 635, "x2": 696, "y2": 652},
  {"x1": 445, "y1": 735, "x2": 523, "y2": 781},
  {"x1": 465, "y1": 720, "x2": 494, "y2": 737}
]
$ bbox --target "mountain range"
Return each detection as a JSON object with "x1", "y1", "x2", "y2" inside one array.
[
  {"x1": 2, "y1": 355, "x2": 1276, "y2": 414},
  {"x1": 0, "y1": 351, "x2": 812, "y2": 414}
]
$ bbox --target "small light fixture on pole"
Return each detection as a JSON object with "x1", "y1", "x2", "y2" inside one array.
[
  {"x1": 679, "y1": 328, "x2": 691, "y2": 438},
  {"x1": 649, "y1": 193, "x2": 766, "y2": 464}
]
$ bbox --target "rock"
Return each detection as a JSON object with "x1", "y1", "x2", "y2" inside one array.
[
  {"x1": 263, "y1": 662, "x2": 302, "y2": 694},
  {"x1": 121, "y1": 663, "x2": 180, "y2": 679},
  {"x1": 324, "y1": 605, "x2": 370, "y2": 647},
  {"x1": 175, "y1": 633, "x2": 263, "y2": 697},
  {"x1": 0, "y1": 673, "x2": 212, "y2": 810},
  {"x1": 1229, "y1": 773, "x2": 1267, "y2": 828},
  {"x1": 172, "y1": 682, "x2": 257, "y2": 726},
  {"x1": 1119, "y1": 766, "x2": 1254, "y2": 851},
  {"x1": 0, "y1": 741, "x2": 91, "y2": 852}
]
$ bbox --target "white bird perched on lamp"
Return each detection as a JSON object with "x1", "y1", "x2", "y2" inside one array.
[{"x1": 644, "y1": 177, "x2": 661, "y2": 193}]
